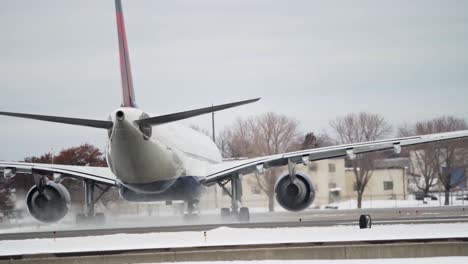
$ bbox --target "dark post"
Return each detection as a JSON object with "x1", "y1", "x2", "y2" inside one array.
[{"x1": 211, "y1": 105, "x2": 216, "y2": 143}]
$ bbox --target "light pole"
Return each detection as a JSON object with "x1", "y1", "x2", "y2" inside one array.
[
  {"x1": 403, "y1": 166, "x2": 408, "y2": 200},
  {"x1": 211, "y1": 106, "x2": 218, "y2": 208}
]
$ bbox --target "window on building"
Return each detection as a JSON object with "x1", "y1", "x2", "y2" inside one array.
[
  {"x1": 328, "y1": 182, "x2": 337, "y2": 188},
  {"x1": 251, "y1": 185, "x2": 261, "y2": 195},
  {"x1": 353, "y1": 182, "x2": 358, "y2": 191},
  {"x1": 383, "y1": 181, "x2": 394, "y2": 191},
  {"x1": 328, "y1": 163, "x2": 336, "y2": 173}
]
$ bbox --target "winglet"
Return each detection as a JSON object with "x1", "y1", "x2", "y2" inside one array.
[{"x1": 136, "y1": 98, "x2": 260, "y2": 126}]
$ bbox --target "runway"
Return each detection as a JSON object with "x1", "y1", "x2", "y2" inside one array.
[{"x1": 1, "y1": 205, "x2": 467, "y2": 240}]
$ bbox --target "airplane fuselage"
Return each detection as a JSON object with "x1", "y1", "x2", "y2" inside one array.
[{"x1": 105, "y1": 107, "x2": 222, "y2": 194}]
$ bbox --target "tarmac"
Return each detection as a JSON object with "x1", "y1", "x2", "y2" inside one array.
[
  {"x1": 1, "y1": 206, "x2": 468, "y2": 263},
  {"x1": 1, "y1": 205, "x2": 467, "y2": 240}
]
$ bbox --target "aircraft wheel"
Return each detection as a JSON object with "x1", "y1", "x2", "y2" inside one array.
[
  {"x1": 220, "y1": 208, "x2": 230, "y2": 219},
  {"x1": 76, "y1": 213, "x2": 86, "y2": 225},
  {"x1": 183, "y1": 213, "x2": 199, "y2": 221},
  {"x1": 239, "y1": 207, "x2": 250, "y2": 222},
  {"x1": 94, "y1": 212, "x2": 106, "y2": 225}
]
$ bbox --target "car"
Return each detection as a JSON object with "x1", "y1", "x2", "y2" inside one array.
[{"x1": 414, "y1": 192, "x2": 438, "y2": 201}]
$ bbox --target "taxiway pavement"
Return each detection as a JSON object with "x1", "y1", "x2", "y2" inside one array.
[{"x1": 0, "y1": 206, "x2": 467, "y2": 240}]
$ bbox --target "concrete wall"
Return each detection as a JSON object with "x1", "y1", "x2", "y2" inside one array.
[{"x1": 5, "y1": 241, "x2": 467, "y2": 263}]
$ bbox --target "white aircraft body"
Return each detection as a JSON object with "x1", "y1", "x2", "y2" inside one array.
[{"x1": 1, "y1": 0, "x2": 468, "y2": 224}]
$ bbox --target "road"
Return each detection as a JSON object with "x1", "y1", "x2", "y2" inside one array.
[{"x1": 0, "y1": 205, "x2": 467, "y2": 240}]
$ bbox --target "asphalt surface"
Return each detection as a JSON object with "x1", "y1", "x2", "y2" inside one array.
[{"x1": 1, "y1": 205, "x2": 467, "y2": 240}]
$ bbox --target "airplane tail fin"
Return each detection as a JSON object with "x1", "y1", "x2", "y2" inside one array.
[{"x1": 115, "y1": 0, "x2": 136, "y2": 108}]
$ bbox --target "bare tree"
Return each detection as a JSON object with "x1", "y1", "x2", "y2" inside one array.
[
  {"x1": 315, "y1": 132, "x2": 336, "y2": 148},
  {"x1": 329, "y1": 112, "x2": 392, "y2": 208},
  {"x1": 298, "y1": 132, "x2": 328, "y2": 150},
  {"x1": 399, "y1": 124, "x2": 438, "y2": 197},
  {"x1": 410, "y1": 116, "x2": 468, "y2": 205},
  {"x1": 220, "y1": 112, "x2": 303, "y2": 211},
  {"x1": 215, "y1": 129, "x2": 233, "y2": 158},
  {"x1": 227, "y1": 118, "x2": 258, "y2": 158}
]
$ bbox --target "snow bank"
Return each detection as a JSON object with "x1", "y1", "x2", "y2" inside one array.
[
  {"x1": 1, "y1": 223, "x2": 467, "y2": 256},
  {"x1": 321, "y1": 198, "x2": 468, "y2": 210}
]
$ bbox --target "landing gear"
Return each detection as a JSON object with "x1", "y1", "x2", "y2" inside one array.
[
  {"x1": 217, "y1": 174, "x2": 250, "y2": 222},
  {"x1": 76, "y1": 179, "x2": 111, "y2": 225},
  {"x1": 183, "y1": 200, "x2": 199, "y2": 221},
  {"x1": 220, "y1": 208, "x2": 230, "y2": 219},
  {"x1": 76, "y1": 212, "x2": 106, "y2": 225},
  {"x1": 239, "y1": 207, "x2": 250, "y2": 222}
]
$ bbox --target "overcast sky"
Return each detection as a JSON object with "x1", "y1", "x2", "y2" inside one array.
[{"x1": 1, "y1": 0, "x2": 468, "y2": 161}]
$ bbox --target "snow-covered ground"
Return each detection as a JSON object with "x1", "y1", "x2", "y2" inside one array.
[
  {"x1": 321, "y1": 197, "x2": 468, "y2": 210},
  {"x1": 0, "y1": 223, "x2": 467, "y2": 256},
  {"x1": 1, "y1": 196, "x2": 467, "y2": 237},
  {"x1": 143, "y1": 258, "x2": 468, "y2": 264}
]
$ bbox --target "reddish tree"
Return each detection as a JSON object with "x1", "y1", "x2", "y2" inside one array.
[
  {"x1": 24, "y1": 153, "x2": 53, "y2": 163},
  {"x1": 53, "y1": 144, "x2": 107, "y2": 166},
  {"x1": 20, "y1": 144, "x2": 108, "y2": 206}
]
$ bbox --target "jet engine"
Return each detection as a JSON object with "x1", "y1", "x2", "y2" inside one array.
[
  {"x1": 275, "y1": 172, "x2": 315, "y2": 211},
  {"x1": 26, "y1": 181, "x2": 71, "y2": 223}
]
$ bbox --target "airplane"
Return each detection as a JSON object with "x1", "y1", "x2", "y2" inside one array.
[{"x1": 1, "y1": 0, "x2": 468, "y2": 224}]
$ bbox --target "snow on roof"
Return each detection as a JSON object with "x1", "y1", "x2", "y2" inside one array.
[{"x1": 374, "y1": 158, "x2": 410, "y2": 169}]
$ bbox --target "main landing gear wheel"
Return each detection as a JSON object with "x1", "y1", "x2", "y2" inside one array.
[
  {"x1": 220, "y1": 208, "x2": 230, "y2": 219},
  {"x1": 76, "y1": 213, "x2": 86, "y2": 225},
  {"x1": 76, "y1": 213, "x2": 106, "y2": 225},
  {"x1": 183, "y1": 213, "x2": 199, "y2": 221},
  {"x1": 239, "y1": 207, "x2": 250, "y2": 222},
  {"x1": 182, "y1": 200, "x2": 199, "y2": 222},
  {"x1": 76, "y1": 179, "x2": 110, "y2": 225},
  {"x1": 219, "y1": 207, "x2": 250, "y2": 222},
  {"x1": 218, "y1": 174, "x2": 251, "y2": 222},
  {"x1": 95, "y1": 212, "x2": 106, "y2": 224}
]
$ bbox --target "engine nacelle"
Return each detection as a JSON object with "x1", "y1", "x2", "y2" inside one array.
[
  {"x1": 275, "y1": 172, "x2": 315, "y2": 211},
  {"x1": 26, "y1": 181, "x2": 71, "y2": 223},
  {"x1": 3, "y1": 168, "x2": 16, "y2": 180}
]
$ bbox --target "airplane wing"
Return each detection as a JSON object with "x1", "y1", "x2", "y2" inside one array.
[
  {"x1": 202, "y1": 130, "x2": 468, "y2": 185},
  {"x1": 0, "y1": 161, "x2": 117, "y2": 186}
]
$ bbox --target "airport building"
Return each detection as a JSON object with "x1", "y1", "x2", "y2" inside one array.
[{"x1": 198, "y1": 157, "x2": 410, "y2": 211}]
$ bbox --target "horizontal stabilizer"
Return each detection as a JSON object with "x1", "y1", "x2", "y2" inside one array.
[
  {"x1": 137, "y1": 98, "x2": 260, "y2": 126},
  {"x1": 0, "y1": 111, "x2": 113, "y2": 129}
]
